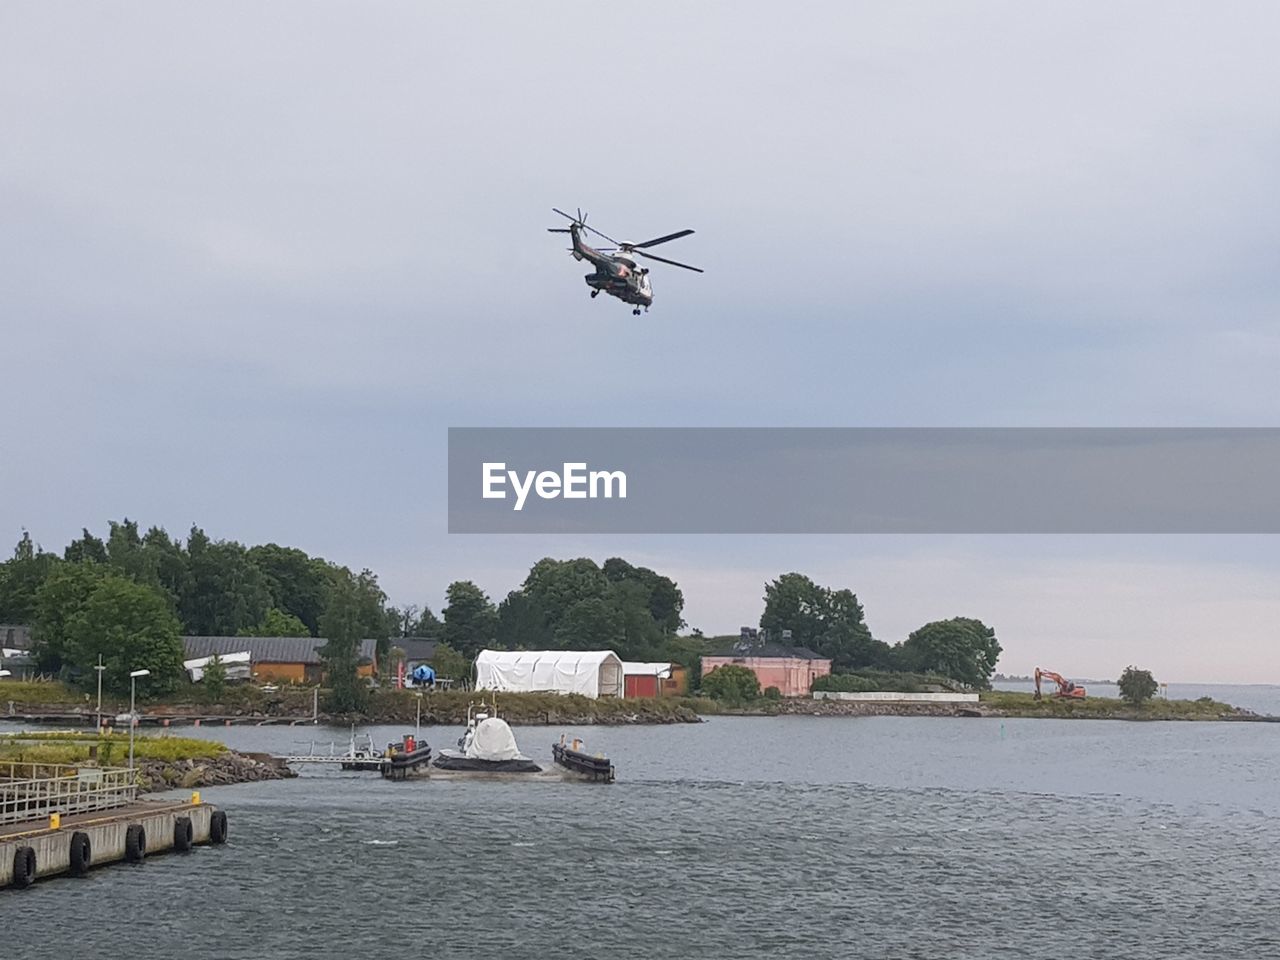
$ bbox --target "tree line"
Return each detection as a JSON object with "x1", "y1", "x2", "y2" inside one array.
[
  {"x1": 757, "y1": 572, "x2": 1002, "y2": 690},
  {"x1": 0, "y1": 521, "x2": 1003, "y2": 701}
]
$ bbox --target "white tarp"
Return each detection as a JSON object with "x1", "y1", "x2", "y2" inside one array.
[
  {"x1": 622, "y1": 661, "x2": 674, "y2": 679},
  {"x1": 465, "y1": 717, "x2": 524, "y2": 760},
  {"x1": 184, "y1": 651, "x2": 252, "y2": 682},
  {"x1": 474, "y1": 649, "x2": 625, "y2": 699}
]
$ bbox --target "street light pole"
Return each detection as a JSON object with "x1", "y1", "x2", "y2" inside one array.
[
  {"x1": 94, "y1": 656, "x2": 106, "y2": 730},
  {"x1": 128, "y1": 669, "x2": 150, "y2": 772},
  {"x1": 415, "y1": 691, "x2": 423, "y2": 739}
]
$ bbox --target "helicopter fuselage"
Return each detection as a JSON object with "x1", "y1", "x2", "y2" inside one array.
[{"x1": 568, "y1": 223, "x2": 653, "y2": 307}]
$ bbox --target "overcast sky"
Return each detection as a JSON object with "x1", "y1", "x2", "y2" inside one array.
[{"x1": 3, "y1": 3, "x2": 1279, "y2": 682}]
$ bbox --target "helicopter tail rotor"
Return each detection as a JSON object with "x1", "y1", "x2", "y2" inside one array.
[{"x1": 551, "y1": 207, "x2": 620, "y2": 245}]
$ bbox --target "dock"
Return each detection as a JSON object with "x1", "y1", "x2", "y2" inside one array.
[
  {"x1": 4, "y1": 709, "x2": 315, "y2": 728},
  {"x1": 2, "y1": 761, "x2": 226, "y2": 889}
]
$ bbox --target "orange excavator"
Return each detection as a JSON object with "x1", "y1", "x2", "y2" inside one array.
[{"x1": 1034, "y1": 667, "x2": 1086, "y2": 700}]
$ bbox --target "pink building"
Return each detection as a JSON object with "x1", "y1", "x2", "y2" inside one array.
[{"x1": 701, "y1": 645, "x2": 832, "y2": 698}]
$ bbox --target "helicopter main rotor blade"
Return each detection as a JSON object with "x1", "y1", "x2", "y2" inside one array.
[
  {"x1": 636, "y1": 250, "x2": 704, "y2": 273},
  {"x1": 634, "y1": 229, "x2": 694, "y2": 249},
  {"x1": 581, "y1": 222, "x2": 619, "y2": 245}
]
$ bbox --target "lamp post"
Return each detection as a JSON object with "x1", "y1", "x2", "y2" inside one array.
[
  {"x1": 415, "y1": 691, "x2": 423, "y2": 739},
  {"x1": 128, "y1": 669, "x2": 150, "y2": 771},
  {"x1": 94, "y1": 656, "x2": 106, "y2": 730}
]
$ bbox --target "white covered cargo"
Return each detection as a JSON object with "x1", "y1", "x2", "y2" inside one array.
[
  {"x1": 183, "y1": 650, "x2": 252, "y2": 682},
  {"x1": 474, "y1": 649, "x2": 624, "y2": 699}
]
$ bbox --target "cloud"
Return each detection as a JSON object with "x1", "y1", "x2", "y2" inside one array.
[{"x1": 4, "y1": 3, "x2": 1280, "y2": 680}]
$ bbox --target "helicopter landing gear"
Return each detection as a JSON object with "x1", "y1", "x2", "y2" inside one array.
[
  {"x1": 590, "y1": 290, "x2": 599, "y2": 298},
  {"x1": 632, "y1": 307, "x2": 641, "y2": 316}
]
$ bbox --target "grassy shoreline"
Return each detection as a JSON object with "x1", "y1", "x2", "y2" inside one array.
[
  {"x1": 2, "y1": 680, "x2": 1269, "y2": 724},
  {"x1": 0, "y1": 730, "x2": 294, "y2": 791}
]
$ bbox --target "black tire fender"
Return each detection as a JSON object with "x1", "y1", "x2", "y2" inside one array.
[
  {"x1": 173, "y1": 816, "x2": 193, "y2": 852},
  {"x1": 68, "y1": 831, "x2": 92, "y2": 876},
  {"x1": 11, "y1": 846, "x2": 37, "y2": 889},
  {"x1": 125, "y1": 823, "x2": 146, "y2": 862},
  {"x1": 209, "y1": 809, "x2": 228, "y2": 845}
]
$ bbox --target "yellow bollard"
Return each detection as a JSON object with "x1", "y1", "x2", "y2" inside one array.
[
  {"x1": 191, "y1": 791, "x2": 201, "y2": 805},
  {"x1": 50, "y1": 812, "x2": 61, "y2": 830}
]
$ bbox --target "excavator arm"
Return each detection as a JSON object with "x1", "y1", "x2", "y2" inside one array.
[{"x1": 1034, "y1": 667, "x2": 1087, "y2": 700}]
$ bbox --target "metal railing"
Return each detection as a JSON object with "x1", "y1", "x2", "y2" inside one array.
[{"x1": 0, "y1": 762, "x2": 138, "y2": 827}]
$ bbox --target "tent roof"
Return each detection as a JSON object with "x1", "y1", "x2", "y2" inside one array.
[
  {"x1": 621, "y1": 661, "x2": 674, "y2": 678},
  {"x1": 476, "y1": 649, "x2": 623, "y2": 667}
]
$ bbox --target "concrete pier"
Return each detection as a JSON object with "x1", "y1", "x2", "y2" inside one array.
[{"x1": 1, "y1": 796, "x2": 225, "y2": 888}]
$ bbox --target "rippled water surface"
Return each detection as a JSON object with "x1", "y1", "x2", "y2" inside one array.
[{"x1": 4, "y1": 716, "x2": 1279, "y2": 959}]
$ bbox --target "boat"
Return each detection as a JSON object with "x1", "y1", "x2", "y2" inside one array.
[
  {"x1": 552, "y1": 734, "x2": 615, "y2": 783},
  {"x1": 339, "y1": 730, "x2": 385, "y2": 771},
  {"x1": 380, "y1": 732, "x2": 433, "y2": 780},
  {"x1": 430, "y1": 697, "x2": 542, "y2": 774}
]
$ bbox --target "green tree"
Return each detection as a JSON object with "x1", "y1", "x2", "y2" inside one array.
[
  {"x1": 141, "y1": 525, "x2": 190, "y2": 610},
  {"x1": 899, "y1": 617, "x2": 1001, "y2": 689},
  {"x1": 701, "y1": 664, "x2": 760, "y2": 704},
  {"x1": 0, "y1": 532, "x2": 61, "y2": 624},
  {"x1": 1117, "y1": 665, "x2": 1158, "y2": 706},
  {"x1": 32, "y1": 562, "x2": 110, "y2": 674},
  {"x1": 413, "y1": 605, "x2": 443, "y2": 639},
  {"x1": 760, "y1": 573, "x2": 828, "y2": 648},
  {"x1": 61, "y1": 576, "x2": 185, "y2": 696},
  {"x1": 759, "y1": 574, "x2": 879, "y2": 671},
  {"x1": 554, "y1": 596, "x2": 625, "y2": 651},
  {"x1": 248, "y1": 544, "x2": 331, "y2": 635},
  {"x1": 239, "y1": 607, "x2": 310, "y2": 637},
  {"x1": 180, "y1": 526, "x2": 272, "y2": 635},
  {"x1": 429, "y1": 641, "x2": 471, "y2": 682},
  {"x1": 496, "y1": 590, "x2": 549, "y2": 649},
  {"x1": 64, "y1": 528, "x2": 108, "y2": 564},
  {"x1": 602, "y1": 557, "x2": 685, "y2": 634},
  {"x1": 318, "y1": 579, "x2": 369, "y2": 713},
  {"x1": 203, "y1": 654, "x2": 228, "y2": 702},
  {"x1": 610, "y1": 578, "x2": 663, "y2": 657},
  {"x1": 326, "y1": 567, "x2": 396, "y2": 668},
  {"x1": 495, "y1": 556, "x2": 684, "y2": 657},
  {"x1": 443, "y1": 581, "x2": 498, "y2": 658}
]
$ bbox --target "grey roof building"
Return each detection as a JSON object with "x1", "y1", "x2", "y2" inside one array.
[
  {"x1": 0, "y1": 624, "x2": 33, "y2": 651},
  {"x1": 395, "y1": 638, "x2": 439, "y2": 665},
  {"x1": 182, "y1": 636, "x2": 378, "y2": 666}
]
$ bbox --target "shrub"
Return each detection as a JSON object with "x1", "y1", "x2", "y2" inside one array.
[
  {"x1": 763, "y1": 686, "x2": 782, "y2": 700},
  {"x1": 812, "y1": 674, "x2": 878, "y2": 694},
  {"x1": 700, "y1": 664, "x2": 760, "y2": 704}
]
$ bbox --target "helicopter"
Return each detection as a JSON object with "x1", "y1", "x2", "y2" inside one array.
[{"x1": 548, "y1": 207, "x2": 702, "y2": 315}]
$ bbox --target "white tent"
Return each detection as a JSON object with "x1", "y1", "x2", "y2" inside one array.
[
  {"x1": 184, "y1": 651, "x2": 252, "y2": 682},
  {"x1": 621, "y1": 662, "x2": 674, "y2": 679},
  {"x1": 474, "y1": 650, "x2": 624, "y2": 699}
]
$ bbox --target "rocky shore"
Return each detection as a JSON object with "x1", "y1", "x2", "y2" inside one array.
[
  {"x1": 135, "y1": 750, "x2": 297, "y2": 793},
  {"x1": 721, "y1": 699, "x2": 992, "y2": 719}
]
